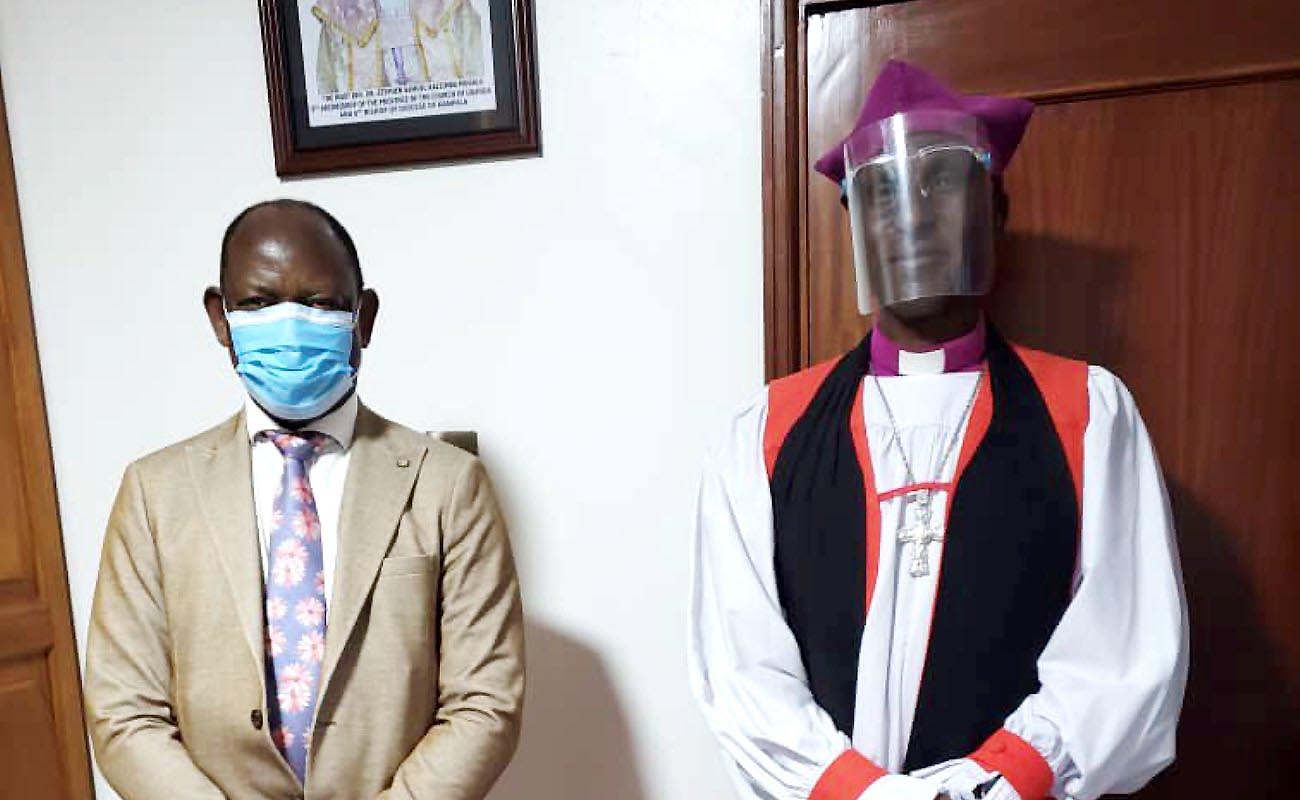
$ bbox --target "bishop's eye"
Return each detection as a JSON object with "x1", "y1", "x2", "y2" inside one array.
[
  {"x1": 868, "y1": 171, "x2": 900, "y2": 208},
  {"x1": 928, "y1": 169, "x2": 957, "y2": 193},
  {"x1": 921, "y1": 150, "x2": 974, "y2": 197}
]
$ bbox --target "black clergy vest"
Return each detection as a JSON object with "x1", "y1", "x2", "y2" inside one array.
[{"x1": 764, "y1": 327, "x2": 1085, "y2": 769}]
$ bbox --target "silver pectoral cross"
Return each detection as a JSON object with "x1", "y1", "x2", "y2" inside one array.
[{"x1": 899, "y1": 490, "x2": 944, "y2": 578}]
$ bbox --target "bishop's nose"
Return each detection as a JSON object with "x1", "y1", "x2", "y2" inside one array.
[{"x1": 895, "y1": 185, "x2": 940, "y2": 234}]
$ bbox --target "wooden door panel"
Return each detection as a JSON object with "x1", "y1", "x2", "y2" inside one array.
[
  {"x1": 0, "y1": 76, "x2": 93, "y2": 799},
  {"x1": 0, "y1": 657, "x2": 67, "y2": 799},
  {"x1": 764, "y1": 1, "x2": 1300, "y2": 796}
]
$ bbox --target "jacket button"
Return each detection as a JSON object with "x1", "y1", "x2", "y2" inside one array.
[{"x1": 251, "y1": 709, "x2": 264, "y2": 730}]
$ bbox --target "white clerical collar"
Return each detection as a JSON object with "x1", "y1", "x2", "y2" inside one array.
[
  {"x1": 897, "y1": 349, "x2": 948, "y2": 375},
  {"x1": 870, "y1": 317, "x2": 987, "y2": 377},
  {"x1": 244, "y1": 391, "x2": 359, "y2": 451}
]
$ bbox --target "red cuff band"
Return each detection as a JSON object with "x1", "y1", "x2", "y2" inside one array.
[
  {"x1": 970, "y1": 728, "x2": 1054, "y2": 800},
  {"x1": 810, "y1": 749, "x2": 887, "y2": 800}
]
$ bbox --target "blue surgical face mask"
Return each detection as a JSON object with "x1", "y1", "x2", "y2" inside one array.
[{"x1": 226, "y1": 302, "x2": 358, "y2": 422}]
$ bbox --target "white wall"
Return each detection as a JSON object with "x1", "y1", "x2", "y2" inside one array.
[{"x1": 0, "y1": 2, "x2": 761, "y2": 798}]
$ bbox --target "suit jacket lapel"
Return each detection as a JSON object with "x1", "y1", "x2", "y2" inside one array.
[
  {"x1": 185, "y1": 412, "x2": 266, "y2": 677},
  {"x1": 319, "y1": 404, "x2": 427, "y2": 699}
]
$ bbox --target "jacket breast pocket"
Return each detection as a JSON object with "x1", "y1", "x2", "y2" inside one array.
[{"x1": 378, "y1": 553, "x2": 437, "y2": 578}]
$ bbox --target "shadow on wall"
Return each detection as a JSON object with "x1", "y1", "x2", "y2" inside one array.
[
  {"x1": 491, "y1": 622, "x2": 649, "y2": 800},
  {"x1": 1139, "y1": 482, "x2": 1296, "y2": 798},
  {"x1": 473, "y1": 444, "x2": 648, "y2": 800},
  {"x1": 989, "y1": 233, "x2": 1133, "y2": 362}
]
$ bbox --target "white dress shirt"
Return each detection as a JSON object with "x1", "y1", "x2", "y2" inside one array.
[
  {"x1": 246, "y1": 393, "x2": 359, "y2": 611},
  {"x1": 689, "y1": 364, "x2": 1188, "y2": 800}
]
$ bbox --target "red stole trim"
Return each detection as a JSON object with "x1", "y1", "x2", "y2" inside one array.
[
  {"x1": 764, "y1": 358, "x2": 839, "y2": 476},
  {"x1": 1013, "y1": 346, "x2": 1088, "y2": 517},
  {"x1": 848, "y1": 383, "x2": 881, "y2": 617}
]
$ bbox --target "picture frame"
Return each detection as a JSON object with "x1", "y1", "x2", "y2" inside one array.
[{"x1": 257, "y1": 0, "x2": 539, "y2": 177}]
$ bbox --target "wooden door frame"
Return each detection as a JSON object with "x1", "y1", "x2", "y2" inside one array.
[
  {"x1": 0, "y1": 77, "x2": 95, "y2": 799},
  {"x1": 760, "y1": 0, "x2": 806, "y2": 381},
  {"x1": 762, "y1": 0, "x2": 860, "y2": 381},
  {"x1": 759, "y1": 0, "x2": 1300, "y2": 380}
]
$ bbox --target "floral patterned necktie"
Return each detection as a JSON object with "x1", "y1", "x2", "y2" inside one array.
[{"x1": 261, "y1": 431, "x2": 329, "y2": 783}]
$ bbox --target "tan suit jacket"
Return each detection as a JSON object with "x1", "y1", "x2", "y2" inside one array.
[{"x1": 85, "y1": 405, "x2": 524, "y2": 799}]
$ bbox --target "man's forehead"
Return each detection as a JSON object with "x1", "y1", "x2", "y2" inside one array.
[
  {"x1": 228, "y1": 205, "x2": 339, "y2": 252},
  {"x1": 223, "y1": 209, "x2": 356, "y2": 291},
  {"x1": 245, "y1": 236, "x2": 292, "y2": 264}
]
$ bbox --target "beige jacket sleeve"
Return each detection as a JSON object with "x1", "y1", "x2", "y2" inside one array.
[
  {"x1": 378, "y1": 458, "x2": 525, "y2": 800},
  {"x1": 84, "y1": 463, "x2": 226, "y2": 800}
]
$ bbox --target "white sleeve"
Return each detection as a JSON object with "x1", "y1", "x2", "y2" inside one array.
[
  {"x1": 1001, "y1": 366, "x2": 1189, "y2": 799},
  {"x1": 687, "y1": 390, "x2": 862, "y2": 799}
]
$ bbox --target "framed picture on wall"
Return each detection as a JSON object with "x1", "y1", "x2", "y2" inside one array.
[{"x1": 257, "y1": 0, "x2": 539, "y2": 176}]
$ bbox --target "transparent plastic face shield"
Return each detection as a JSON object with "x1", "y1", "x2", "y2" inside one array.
[{"x1": 843, "y1": 110, "x2": 996, "y2": 315}]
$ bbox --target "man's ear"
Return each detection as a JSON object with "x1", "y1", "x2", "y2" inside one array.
[
  {"x1": 357, "y1": 288, "x2": 379, "y2": 348},
  {"x1": 203, "y1": 286, "x2": 232, "y2": 347}
]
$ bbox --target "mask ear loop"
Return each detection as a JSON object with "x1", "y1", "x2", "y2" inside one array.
[{"x1": 350, "y1": 299, "x2": 365, "y2": 335}]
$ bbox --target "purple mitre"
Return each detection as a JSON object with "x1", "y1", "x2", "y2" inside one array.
[{"x1": 813, "y1": 60, "x2": 1035, "y2": 184}]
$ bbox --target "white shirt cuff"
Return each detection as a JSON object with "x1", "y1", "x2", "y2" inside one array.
[{"x1": 860, "y1": 773, "x2": 939, "y2": 800}]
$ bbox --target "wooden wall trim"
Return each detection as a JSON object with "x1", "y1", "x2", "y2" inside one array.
[{"x1": 1027, "y1": 63, "x2": 1300, "y2": 105}]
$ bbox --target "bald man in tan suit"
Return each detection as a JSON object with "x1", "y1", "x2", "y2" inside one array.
[{"x1": 85, "y1": 200, "x2": 523, "y2": 800}]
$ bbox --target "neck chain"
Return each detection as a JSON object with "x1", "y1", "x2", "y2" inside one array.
[{"x1": 870, "y1": 371, "x2": 984, "y2": 577}]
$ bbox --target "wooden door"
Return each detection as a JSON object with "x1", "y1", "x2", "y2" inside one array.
[
  {"x1": 761, "y1": 1, "x2": 1300, "y2": 795},
  {"x1": 0, "y1": 79, "x2": 94, "y2": 798}
]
